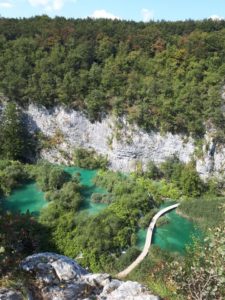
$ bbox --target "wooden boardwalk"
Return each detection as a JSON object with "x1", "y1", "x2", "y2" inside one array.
[{"x1": 117, "y1": 203, "x2": 180, "y2": 278}]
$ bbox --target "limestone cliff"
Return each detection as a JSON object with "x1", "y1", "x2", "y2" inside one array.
[{"x1": 25, "y1": 104, "x2": 225, "y2": 179}]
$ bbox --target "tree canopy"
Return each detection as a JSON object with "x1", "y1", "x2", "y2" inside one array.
[{"x1": 0, "y1": 17, "x2": 225, "y2": 137}]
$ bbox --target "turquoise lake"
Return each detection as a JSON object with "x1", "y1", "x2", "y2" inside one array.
[
  {"x1": 3, "y1": 167, "x2": 199, "y2": 253},
  {"x1": 136, "y1": 203, "x2": 199, "y2": 254},
  {"x1": 3, "y1": 166, "x2": 107, "y2": 215}
]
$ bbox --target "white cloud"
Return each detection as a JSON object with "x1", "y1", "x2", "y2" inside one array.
[
  {"x1": 91, "y1": 9, "x2": 120, "y2": 20},
  {"x1": 28, "y1": 0, "x2": 67, "y2": 11},
  {"x1": 141, "y1": 8, "x2": 154, "y2": 22},
  {"x1": 0, "y1": 1, "x2": 13, "y2": 8},
  {"x1": 209, "y1": 14, "x2": 224, "y2": 21}
]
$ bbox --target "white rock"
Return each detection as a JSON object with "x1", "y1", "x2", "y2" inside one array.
[
  {"x1": 20, "y1": 253, "x2": 160, "y2": 300},
  {"x1": 100, "y1": 281, "x2": 160, "y2": 300},
  {"x1": 82, "y1": 273, "x2": 111, "y2": 287},
  {"x1": 26, "y1": 104, "x2": 195, "y2": 173},
  {"x1": 2, "y1": 102, "x2": 225, "y2": 179},
  {"x1": 21, "y1": 252, "x2": 88, "y2": 280}
]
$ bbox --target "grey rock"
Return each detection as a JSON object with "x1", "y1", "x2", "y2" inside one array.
[
  {"x1": 2, "y1": 102, "x2": 225, "y2": 179},
  {"x1": 100, "y1": 281, "x2": 160, "y2": 300},
  {"x1": 19, "y1": 253, "x2": 160, "y2": 300},
  {"x1": 101, "y1": 279, "x2": 122, "y2": 295},
  {"x1": 41, "y1": 283, "x2": 88, "y2": 300},
  {"x1": 51, "y1": 258, "x2": 86, "y2": 281},
  {"x1": 25, "y1": 104, "x2": 225, "y2": 179},
  {"x1": 0, "y1": 288, "x2": 23, "y2": 300},
  {"x1": 26, "y1": 104, "x2": 194, "y2": 172},
  {"x1": 21, "y1": 252, "x2": 88, "y2": 280},
  {"x1": 82, "y1": 273, "x2": 111, "y2": 287}
]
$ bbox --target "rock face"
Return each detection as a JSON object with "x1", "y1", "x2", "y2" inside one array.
[
  {"x1": 26, "y1": 105, "x2": 192, "y2": 169},
  {"x1": 18, "y1": 252, "x2": 160, "y2": 300},
  {"x1": 25, "y1": 104, "x2": 225, "y2": 179},
  {"x1": 1, "y1": 102, "x2": 224, "y2": 179},
  {"x1": 0, "y1": 289, "x2": 23, "y2": 300}
]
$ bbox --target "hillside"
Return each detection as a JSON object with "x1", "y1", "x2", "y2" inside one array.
[
  {"x1": 0, "y1": 17, "x2": 225, "y2": 300},
  {"x1": 0, "y1": 17, "x2": 225, "y2": 138}
]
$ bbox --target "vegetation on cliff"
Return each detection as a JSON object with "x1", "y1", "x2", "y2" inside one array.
[{"x1": 73, "y1": 148, "x2": 109, "y2": 170}]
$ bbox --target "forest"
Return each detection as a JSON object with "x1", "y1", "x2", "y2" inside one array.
[
  {"x1": 0, "y1": 17, "x2": 225, "y2": 299},
  {"x1": 0, "y1": 17, "x2": 225, "y2": 137}
]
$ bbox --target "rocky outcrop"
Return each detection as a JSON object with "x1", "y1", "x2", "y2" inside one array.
[
  {"x1": 15, "y1": 252, "x2": 160, "y2": 300},
  {"x1": 1, "y1": 102, "x2": 224, "y2": 179},
  {"x1": 26, "y1": 104, "x2": 194, "y2": 169},
  {"x1": 25, "y1": 104, "x2": 225, "y2": 179},
  {"x1": 0, "y1": 289, "x2": 23, "y2": 300}
]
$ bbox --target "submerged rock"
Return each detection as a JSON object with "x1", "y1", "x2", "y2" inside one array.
[{"x1": 18, "y1": 252, "x2": 160, "y2": 300}]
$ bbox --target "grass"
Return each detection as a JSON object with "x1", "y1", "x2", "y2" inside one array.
[{"x1": 179, "y1": 196, "x2": 225, "y2": 231}]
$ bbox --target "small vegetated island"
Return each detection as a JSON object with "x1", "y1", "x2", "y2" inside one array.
[{"x1": 0, "y1": 17, "x2": 224, "y2": 300}]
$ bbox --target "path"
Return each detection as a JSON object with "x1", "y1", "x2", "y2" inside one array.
[{"x1": 117, "y1": 203, "x2": 180, "y2": 278}]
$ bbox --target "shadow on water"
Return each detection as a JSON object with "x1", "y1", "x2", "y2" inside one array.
[{"x1": 2, "y1": 182, "x2": 47, "y2": 215}]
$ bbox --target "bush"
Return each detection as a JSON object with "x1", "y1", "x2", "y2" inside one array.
[
  {"x1": 0, "y1": 160, "x2": 29, "y2": 195},
  {"x1": 114, "y1": 247, "x2": 141, "y2": 272},
  {"x1": 31, "y1": 162, "x2": 71, "y2": 192},
  {"x1": 73, "y1": 148, "x2": 108, "y2": 170},
  {"x1": 171, "y1": 225, "x2": 225, "y2": 300},
  {"x1": 138, "y1": 209, "x2": 158, "y2": 228},
  {"x1": 160, "y1": 157, "x2": 206, "y2": 197},
  {"x1": 90, "y1": 193, "x2": 112, "y2": 204},
  {"x1": 179, "y1": 197, "x2": 225, "y2": 231},
  {"x1": 180, "y1": 165, "x2": 205, "y2": 197},
  {"x1": 0, "y1": 212, "x2": 52, "y2": 276},
  {"x1": 145, "y1": 161, "x2": 162, "y2": 180},
  {"x1": 46, "y1": 181, "x2": 82, "y2": 212}
]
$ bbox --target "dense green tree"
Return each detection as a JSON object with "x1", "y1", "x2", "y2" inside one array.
[
  {"x1": 32, "y1": 162, "x2": 71, "y2": 192},
  {"x1": 0, "y1": 160, "x2": 29, "y2": 195},
  {"x1": 0, "y1": 18, "x2": 225, "y2": 137},
  {"x1": 0, "y1": 103, "x2": 32, "y2": 161},
  {"x1": 180, "y1": 165, "x2": 205, "y2": 197},
  {"x1": 73, "y1": 148, "x2": 108, "y2": 169}
]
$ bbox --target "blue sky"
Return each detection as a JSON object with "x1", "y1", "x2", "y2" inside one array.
[{"x1": 0, "y1": 0, "x2": 225, "y2": 21}]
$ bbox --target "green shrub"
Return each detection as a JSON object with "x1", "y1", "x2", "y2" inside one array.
[
  {"x1": 0, "y1": 160, "x2": 29, "y2": 195},
  {"x1": 160, "y1": 157, "x2": 206, "y2": 197},
  {"x1": 179, "y1": 197, "x2": 225, "y2": 231},
  {"x1": 171, "y1": 225, "x2": 225, "y2": 300},
  {"x1": 90, "y1": 193, "x2": 112, "y2": 204},
  {"x1": 138, "y1": 209, "x2": 158, "y2": 228},
  {"x1": 31, "y1": 162, "x2": 71, "y2": 192},
  {"x1": 145, "y1": 161, "x2": 162, "y2": 180},
  {"x1": 114, "y1": 247, "x2": 141, "y2": 272},
  {"x1": 73, "y1": 148, "x2": 108, "y2": 170}
]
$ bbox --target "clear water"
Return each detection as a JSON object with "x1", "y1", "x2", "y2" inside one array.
[
  {"x1": 136, "y1": 205, "x2": 199, "y2": 254},
  {"x1": 3, "y1": 167, "x2": 107, "y2": 215},
  {"x1": 3, "y1": 169, "x2": 198, "y2": 253},
  {"x1": 64, "y1": 167, "x2": 107, "y2": 214},
  {"x1": 2, "y1": 182, "x2": 47, "y2": 215}
]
